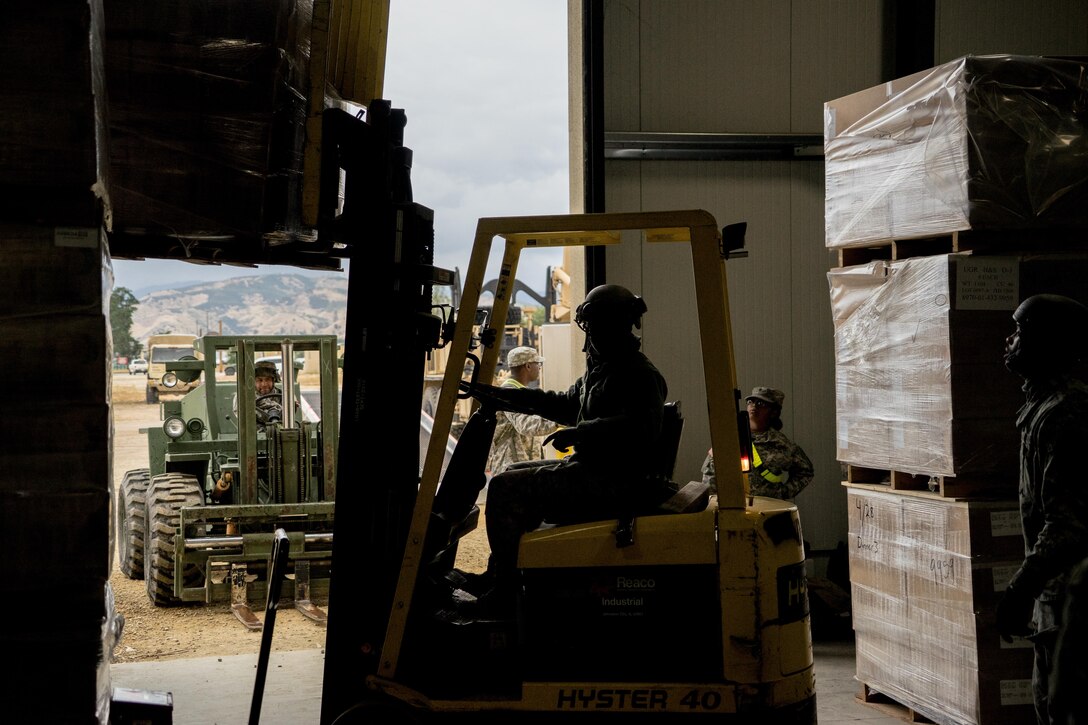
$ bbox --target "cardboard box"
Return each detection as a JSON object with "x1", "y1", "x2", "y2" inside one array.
[
  {"x1": 0, "y1": 314, "x2": 112, "y2": 406},
  {"x1": 0, "y1": 488, "x2": 112, "y2": 582},
  {"x1": 0, "y1": 582, "x2": 119, "y2": 722},
  {"x1": 830, "y1": 253, "x2": 1088, "y2": 480},
  {"x1": 0, "y1": 224, "x2": 111, "y2": 317},
  {"x1": 0, "y1": 1, "x2": 110, "y2": 227},
  {"x1": 847, "y1": 487, "x2": 1035, "y2": 724},
  {"x1": 825, "y1": 55, "x2": 1088, "y2": 248},
  {"x1": 0, "y1": 404, "x2": 112, "y2": 492},
  {"x1": 103, "y1": 0, "x2": 313, "y2": 245}
]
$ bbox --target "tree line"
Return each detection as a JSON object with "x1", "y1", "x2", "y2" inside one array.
[{"x1": 110, "y1": 287, "x2": 141, "y2": 359}]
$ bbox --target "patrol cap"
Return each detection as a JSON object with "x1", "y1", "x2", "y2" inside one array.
[
  {"x1": 506, "y1": 346, "x2": 544, "y2": 368},
  {"x1": 746, "y1": 387, "x2": 784, "y2": 408}
]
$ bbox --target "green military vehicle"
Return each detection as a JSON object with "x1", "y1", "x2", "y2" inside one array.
[{"x1": 115, "y1": 334, "x2": 340, "y2": 628}]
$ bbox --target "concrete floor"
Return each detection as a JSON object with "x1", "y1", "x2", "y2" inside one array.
[{"x1": 111, "y1": 639, "x2": 905, "y2": 724}]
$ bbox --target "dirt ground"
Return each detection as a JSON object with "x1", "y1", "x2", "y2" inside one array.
[{"x1": 109, "y1": 372, "x2": 490, "y2": 663}]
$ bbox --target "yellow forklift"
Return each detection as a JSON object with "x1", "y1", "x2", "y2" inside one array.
[{"x1": 319, "y1": 186, "x2": 816, "y2": 720}]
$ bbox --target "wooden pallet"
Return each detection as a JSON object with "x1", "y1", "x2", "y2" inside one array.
[
  {"x1": 837, "y1": 227, "x2": 1088, "y2": 267},
  {"x1": 857, "y1": 684, "x2": 937, "y2": 724},
  {"x1": 844, "y1": 464, "x2": 1016, "y2": 500}
]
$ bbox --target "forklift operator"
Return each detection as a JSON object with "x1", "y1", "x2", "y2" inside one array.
[
  {"x1": 465, "y1": 284, "x2": 668, "y2": 608},
  {"x1": 231, "y1": 362, "x2": 286, "y2": 427}
]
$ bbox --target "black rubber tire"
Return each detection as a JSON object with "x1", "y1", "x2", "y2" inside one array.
[
  {"x1": 330, "y1": 699, "x2": 422, "y2": 725},
  {"x1": 145, "y1": 473, "x2": 204, "y2": 606},
  {"x1": 117, "y1": 468, "x2": 150, "y2": 579},
  {"x1": 146, "y1": 385, "x2": 159, "y2": 404}
]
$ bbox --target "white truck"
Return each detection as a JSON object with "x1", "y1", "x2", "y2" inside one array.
[{"x1": 144, "y1": 333, "x2": 201, "y2": 403}]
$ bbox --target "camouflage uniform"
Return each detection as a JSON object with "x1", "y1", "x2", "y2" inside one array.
[
  {"x1": 485, "y1": 339, "x2": 667, "y2": 575},
  {"x1": 1007, "y1": 374, "x2": 1088, "y2": 723},
  {"x1": 486, "y1": 379, "x2": 556, "y2": 475},
  {"x1": 701, "y1": 428, "x2": 814, "y2": 499},
  {"x1": 255, "y1": 389, "x2": 285, "y2": 423},
  {"x1": 1053, "y1": 556, "x2": 1088, "y2": 724},
  {"x1": 231, "y1": 387, "x2": 287, "y2": 427}
]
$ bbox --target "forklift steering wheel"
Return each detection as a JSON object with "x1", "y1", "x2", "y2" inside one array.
[{"x1": 255, "y1": 393, "x2": 284, "y2": 425}]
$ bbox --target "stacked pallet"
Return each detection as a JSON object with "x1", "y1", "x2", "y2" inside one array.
[
  {"x1": 847, "y1": 487, "x2": 1032, "y2": 723},
  {"x1": 825, "y1": 54, "x2": 1088, "y2": 725},
  {"x1": 0, "y1": 2, "x2": 121, "y2": 722},
  {"x1": 102, "y1": 0, "x2": 317, "y2": 258}
]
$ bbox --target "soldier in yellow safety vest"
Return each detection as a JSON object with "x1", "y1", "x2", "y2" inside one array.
[
  {"x1": 701, "y1": 386, "x2": 814, "y2": 500},
  {"x1": 486, "y1": 346, "x2": 557, "y2": 476}
]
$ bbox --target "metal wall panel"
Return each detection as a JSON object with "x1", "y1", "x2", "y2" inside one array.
[
  {"x1": 790, "y1": 1, "x2": 884, "y2": 133},
  {"x1": 603, "y1": 160, "x2": 808, "y2": 485},
  {"x1": 637, "y1": 0, "x2": 793, "y2": 133},
  {"x1": 936, "y1": 0, "x2": 1088, "y2": 62},
  {"x1": 603, "y1": 0, "x2": 641, "y2": 131}
]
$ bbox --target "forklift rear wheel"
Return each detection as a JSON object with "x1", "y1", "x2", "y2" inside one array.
[
  {"x1": 330, "y1": 699, "x2": 422, "y2": 725},
  {"x1": 117, "y1": 468, "x2": 150, "y2": 579},
  {"x1": 144, "y1": 473, "x2": 204, "y2": 606}
]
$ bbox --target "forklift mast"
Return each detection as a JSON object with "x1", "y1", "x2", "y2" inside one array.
[{"x1": 318, "y1": 101, "x2": 453, "y2": 723}]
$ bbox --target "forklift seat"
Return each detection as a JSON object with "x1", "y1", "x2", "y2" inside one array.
[
  {"x1": 652, "y1": 401, "x2": 684, "y2": 484},
  {"x1": 542, "y1": 401, "x2": 695, "y2": 538},
  {"x1": 656, "y1": 480, "x2": 711, "y2": 514}
]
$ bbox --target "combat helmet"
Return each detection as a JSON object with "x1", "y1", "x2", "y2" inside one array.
[
  {"x1": 575, "y1": 284, "x2": 647, "y2": 333},
  {"x1": 254, "y1": 361, "x2": 280, "y2": 383},
  {"x1": 1007, "y1": 294, "x2": 1088, "y2": 376}
]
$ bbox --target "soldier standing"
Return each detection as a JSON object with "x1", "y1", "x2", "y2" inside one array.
[
  {"x1": 701, "y1": 387, "x2": 814, "y2": 500},
  {"x1": 995, "y1": 293, "x2": 1088, "y2": 725},
  {"x1": 486, "y1": 346, "x2": 556, "y2": 476}
]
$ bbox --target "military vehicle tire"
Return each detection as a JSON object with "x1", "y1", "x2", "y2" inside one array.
[
  {"x1": 146, "y1": 385, "x2": 159, "y2": 404},
  {"x1": 117, "y1": 468, "x2": 150, "y2": 579},
  {"x1": 145, "y1": 473, "x2": 204, "y2": 606}
]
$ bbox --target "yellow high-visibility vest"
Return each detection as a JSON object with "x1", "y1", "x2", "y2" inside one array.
[{"x1": 752, "y1": 445, "x2": 786, "y2": 483}]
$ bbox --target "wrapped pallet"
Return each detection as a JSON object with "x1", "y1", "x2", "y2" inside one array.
[
  {"x1": 848, "y1": 486, "x2": 1032, "y2": 725},
  {"x1": 0, "y1": 219, "x2": 117, "y2": 722},
  {"x1": 825, "y1": 55, "x2": 1088, "y2": 249},
  {"x1": 103, "y1": 0, "x2": 315, "y2": 248},
  {"x1": 0, "y1": 0, "x2": 111, "y2": 228},
  {"x1": 829, "y1": 252, "x2": 1088, "y2": 483}
]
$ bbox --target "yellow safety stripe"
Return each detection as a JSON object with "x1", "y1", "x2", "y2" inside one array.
[{"x1": 751, "y1": 445, "x2": 785, "y2": 483}]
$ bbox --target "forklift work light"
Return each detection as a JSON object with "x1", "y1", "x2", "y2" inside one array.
[{"x1": 163, "y1": 416, "x2": 186, "y2": 439}]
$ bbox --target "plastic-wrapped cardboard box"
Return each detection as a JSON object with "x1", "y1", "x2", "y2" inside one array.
[
  {"x1": 829, "y1": 252, "x2": 1088, "y2": 482},
  {"x1": 825, "y1": 55, "x2": 1088, "y2": 249},
  {"x1": 847, "y1": 486, "x2": 1033, "y2": 724},
  {"x1": 0, "y1": 224, "x2": 112, "y2": 317},
  {"x1": 0, "y1": 1, "x2": 111, "y2": 228},
  {"x1": 0, "y1": 215, "x2": 116, "y2": 720},
  {"x1": 103, "y1": 0, "x2": 315, "y2": 245}
]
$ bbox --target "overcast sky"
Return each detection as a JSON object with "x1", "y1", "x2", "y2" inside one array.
[{"x1": 112, "y1": 1, "x2": 570, "y2": 301}]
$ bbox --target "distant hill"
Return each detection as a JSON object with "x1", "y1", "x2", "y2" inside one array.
[{"x1": 130, "y1": 273, "x2": 348, "y2": 343}]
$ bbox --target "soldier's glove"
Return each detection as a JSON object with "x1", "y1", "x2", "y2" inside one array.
[
  {"x1": 996, "y1": 583, "x2": 1035, "y2": 643},
  {"x1": 543, "y1": 427, "x2": 580, "y2": 453}
]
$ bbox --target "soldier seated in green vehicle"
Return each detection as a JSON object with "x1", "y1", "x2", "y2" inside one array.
[{"x1": 231, "y1": 362, "x2": 287, "y2": 428}]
